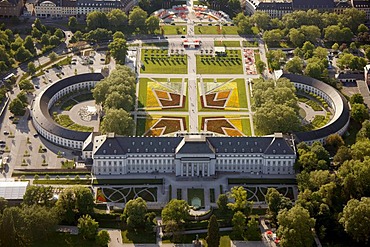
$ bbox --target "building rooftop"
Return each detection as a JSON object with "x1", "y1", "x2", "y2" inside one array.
[{"x1": 0, "y1": 181, "x2": 29, "y2": 200}]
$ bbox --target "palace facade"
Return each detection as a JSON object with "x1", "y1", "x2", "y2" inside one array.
[{"x1": 83, "y1": 133, "x2": 296, "y2": 177}]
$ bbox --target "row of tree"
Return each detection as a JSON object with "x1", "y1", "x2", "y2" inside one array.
[
  {"x1": 252, "y1": 78, "x2": 300, "y2": 135},
  {"x1": 0, "y1": 185, "x2": 110, "y2": 246},
  {"x1": 92, "y1": 65, "x2": 136, "y2": 135},
  {"x1": 82, "y1": 7, "x2": 160, "y2": 35},
  {"x1": 0, "y1": 18, "x2": 65, "y2": 74}
]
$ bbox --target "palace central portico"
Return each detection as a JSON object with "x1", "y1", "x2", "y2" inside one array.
[{"x1": 83, "y1": 132, "x2": 296, "y2": 177}]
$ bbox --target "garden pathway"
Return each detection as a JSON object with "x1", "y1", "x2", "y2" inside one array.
[{"x1": 187, "y1": 49, "x2": 199, "y2": 132}]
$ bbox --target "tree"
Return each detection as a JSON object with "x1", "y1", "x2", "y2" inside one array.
[
  {"x1": 350, "y1": 93, "x2": 364, "y2": 105},
  {"x1": 96, "y1": 230, "x2": 111, "y2": 246},
  {"x1": 332, "y1": 43, "x2": 339, "y2": 51},
  {"x1": 107, "y1": 9, "x2": 128, "y2": 31},
  {"x1": 24, "y1": 35, "x2": 36, "y2": 55},
  {"x1": 255, "y1": 60, "x2": 266, "y2": 74},
  {"x1": 227, "y1": 186, "x2": 252, "y2": 216},
  {"x1": 17, "y1": 91, "x2": 28, "y2": 105},
  {"x1": 40, "y1": 33, "x2": 50, "y2": 46},
  {"x1": 325, "y1": 133, "x2": 344, "y2": 155},
  {"x1": 49, "y1": 51, "x2": 58, "y2": 62},
  {"x1": 245, "y1": 216, "x2": 261, "y2": 241},
  {"x1": 333, "y1": 146, "x2": 352, "y2": 165},
  {"x1": 232, "y1": 211, "x2": 246, "y2": 240},
  {"x1": 254, "y1": 102, "x2": 300, "y2": 134},
  {"x1": 351, "y1": 103, "x2": 369, "y2": 123},
  {"x1": 0, "y1": 197, "x2": 8, "y2": 213},
  {"x1": 304, "y1": 60, "x2": 325, "y2": 80},
  {"x1": 54, "y1": 28, "x2": 64, "y2": 40},
  {"x1": 68, "y1": 16, "x2": 77, "y2": 29},
  {"x1": 206, "y1": 215, "x2": 220, "y2": 247},
  {"x1": 358, "y1": 24, "x2": 369, "y2": 33},
  {"x1": 78, "y1": 215, "x2": 99, "y2": 240},
  {"x1": 123, "y1": 197, "x2": 147, "y2": 230},
  {"x1": 113, "y1": 31, "x2": 125, "y2": 40},
  {"x1": 289, "y1": 28, "x2": 306, "y2": 47},
  {"x1": 129, "y1": 7, "x2": 147, "y2": 33},
  {"x1": 162, "y1": 199, "x2": 189, "y2": 225},
  {"x1": 217, "y1": 193, "x2": 228, "y2": 212},
  {"x1": 340, "y1": 8, "x2": 366, "y2": 33},
  {"x1": 263, "y1": 29, "x2": 283, "y2": 46},
  {"x1": 14, "y1": 46, "x2": 32, "y2": 62},
  {"x1": 9, "y1": 97, "x2": 26, "y2": 116},
  {"x1": 86, "y1": 11, "x2": 109, "y2": 30},
  {"x1": 145, "y1": 16, "x2": 160, "y2": 34},
  {"x1": 339, "y1": 197, "x2": 370, "y2": 243},
  {"x1": 23, "y1": 185, "x2": 54, "y2": 207},
  {"x1": 250, "y1": 11, "x2": 270, "y2": 30},
  {"x1": 101, "y1": 108, "x2": 134, "y2": 135},
  {"x1": 108, "y1": 38, "x2": 127, "y2": 65},
  {"x1": 284, "y1": 56, "x2": 303, "y2": 74},
  {"x1": 265, "y1": 188, "x2": 292, "y2": 222},
  {"x1": 0, "y1": 205, "x2": 58, "y2": 246},
  {"x1": 28, "y1": 62, "x2": 36, "y2": 75},
  {"x1": 19, "y1": 79, "x2": 34, "y2": 91},
  {"x1": 56, "y1": 186, "x2": 94, "y2": 224},
  {"x1": 277, "y1": 205, "x2": 315, "y2": 247},
  {"x1": 49, "y1": 35, "x2": 61, "y2": 46}
]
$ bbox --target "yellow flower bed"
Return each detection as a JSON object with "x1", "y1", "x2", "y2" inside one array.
[
  {"x1": 214, "y1": 81, "x2": 240, "y2": 108},
  {"x1": 228, "y1": 118, "x2": 243, "y2": 132},
  {"x1": 146, "y1": 88, "x2": 161, "y2": 107}
]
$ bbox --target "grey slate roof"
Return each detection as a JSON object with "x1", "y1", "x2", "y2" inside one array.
[
  {"x1": 292, "y1": 0, "x2": 334, "y2": 9},
  {"x1": 257, "y1": 2, "x2": 292, "y2": 10},
  {"x1": 32, "y1": 73, "x2": 104, "y2": 142},
  {"x1": 176, "y1": 140, "x2": 215, "y2": 154},
  {"x1": 282, "y1": 73, "x2": 350, "y2": 143},
  {"x1": 94, "y1": 137, "x2": 183, "y2": 156},
  {"x1": 93, "y1": 135, "x2": 295, "y2": 156}
]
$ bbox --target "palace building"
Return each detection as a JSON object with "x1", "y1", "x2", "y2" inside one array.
[{"x1": 83, "y1": 132, "x2": 296, "y2": 177}]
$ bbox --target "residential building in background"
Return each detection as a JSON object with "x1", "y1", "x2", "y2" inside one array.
[{"x1": 0, "y1": 0, "x2": 24, "y2": 17}]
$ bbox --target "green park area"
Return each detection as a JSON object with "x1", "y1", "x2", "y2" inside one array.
[
  {"x1": 140, "y1": 49, "x2": 188, "y2": 74},
  {"x1": 196, "y1": 50, "x2": 243, "y2": 74},
  {"x1": 214, "y1": 40, "x2": 241, "y2": 47},
  {"x1": 195, "y1": 25, "x2": 238, "y2": 35},
  {"x1": 158, "y1": 25, "x2": 187, "y2": 35}
]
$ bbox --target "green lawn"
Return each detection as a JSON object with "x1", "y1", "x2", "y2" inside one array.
[
  {"x1": 235, "y1": 79, "x2": 248, "y2": 109},
  {"x1": 54, "y1": 114, "x2": 93, "y2": 132},
  {"x1": 242, "y1": 41, "x2": 259, "y2": 47},
  {"x1": 196, "y1": 51, "x2": 243, "y2": 74},
  {"x1": 122, "y1": 230, "x2": 156, "y2": 243},
  {"x1": 158, "y1": 25, "x2": 187, "y2": 35},
  {"x1": 241, "y1": 118, "x2": 252, "y2": 136},
  {"x1": 32, "y1": 233, "x2": 98, "y2": 247},
  {"x1": 214, "y1": 40, "x2": 241, "y2": 47},
  {"x1": 195, "y1": 26, "x2": 238, "y2": 35},
  {"x1": 141, "y1": 49, "x2": 187, "y2": 74},
  {"x1": 187, "y1": 188, "x2": 205, "y2": 207}
]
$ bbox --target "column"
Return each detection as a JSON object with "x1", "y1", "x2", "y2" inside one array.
[
  {"x1": 202, "y1": 163, "x2": 205, "y2": 177},
  {"x1": 192, "y1": 163, "x2": 194, "y2": 177}
]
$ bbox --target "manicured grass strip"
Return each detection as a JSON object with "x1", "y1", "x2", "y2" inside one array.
[
  {"x1": 241, "y1": 118, "x2": 252, "y2": 136},
  {"x1": 136, "y1": 118, "x2": 147, "y2": 136},
  {"x1": 34, "y1": 179, "x2": 91, "y2": 185},
  {"x1": 236, "y1": 79, "x2": 248, "y2": 108},
  {"x1": 138, "y1": 78, "x2": 149, "y2": 108},
  {"x1": 196, "y1": 51, "x2": 243, "y2": 74},
  {"x1": 93, "y1": 179, "x2": 163, "y2": 185},
  {"x1": 195, "y1": 26, "x2": 238, "y2": 35},
  {"x1": 214, "y1": 40, "x2": 240, "y2": 47},
  {"x1": 141, "y1": 49, "x2": 187, "y2": 74},
  {"x1": 228, "y1": 178, "x2": 297, "y2": 184},
  {"x1": 122, "y1": 230, "x2": 156, "y2": 243},
  {"x1": 158, "y1": 25, "x2": 187, "y2": 35}
]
